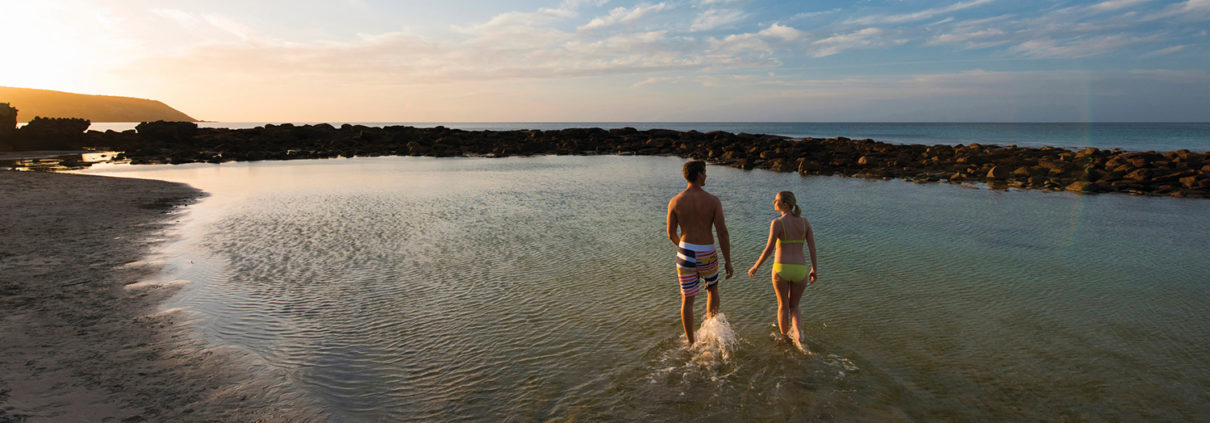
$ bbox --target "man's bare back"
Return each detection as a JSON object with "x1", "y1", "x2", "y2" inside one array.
[{"x1": 667, "y1": 188, "x2": 723, "y2": 245}]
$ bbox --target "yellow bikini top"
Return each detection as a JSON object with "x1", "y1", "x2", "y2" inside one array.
[{"x1": 777, "y1": 217, "x2": 806, "y2": 244}]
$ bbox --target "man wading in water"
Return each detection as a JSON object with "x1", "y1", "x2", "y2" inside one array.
[{"x1": 666, "y1": 160, "x2": 734, "y2": 345}]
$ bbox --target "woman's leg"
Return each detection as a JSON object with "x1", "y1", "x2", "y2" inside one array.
[
  {"x1": 787, "y1": 279, "x2": 807, "y2": 342},
  {"x1": 772, "y1": 273, "x2": 791, "y2": 337}
]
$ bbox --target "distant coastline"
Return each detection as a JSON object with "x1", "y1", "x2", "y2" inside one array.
[{"x1": 0, "y1": 86, "x2": 195, "y2": 123}]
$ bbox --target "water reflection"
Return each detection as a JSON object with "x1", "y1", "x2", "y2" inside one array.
[{"x1": 1, "y1": 150, "x2": 122, "y2": 171}]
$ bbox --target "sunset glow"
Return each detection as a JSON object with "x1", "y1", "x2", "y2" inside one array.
[{"x1": 2, "y1": 0, "x2": 1208, "y2": 122}]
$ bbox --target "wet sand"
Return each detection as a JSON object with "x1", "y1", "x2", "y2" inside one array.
[{"x1": 0, "y1": 171, "x2": 324, "y2": 422}]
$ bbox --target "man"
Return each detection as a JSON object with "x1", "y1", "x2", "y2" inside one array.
[{"x1": 666, "y1": 160, "x2": 733, "y2": 345}]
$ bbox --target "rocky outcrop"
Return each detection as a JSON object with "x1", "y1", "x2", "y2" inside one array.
[
  {"x1": 12, "y1": 117, "x2": 90, "y2": 150},
  {"x1": 66, "y1": 123, "x2": 1210, "y2": 199},
  {"x1": 0, "y1": 103, "x2": 15, "y2": 136}
]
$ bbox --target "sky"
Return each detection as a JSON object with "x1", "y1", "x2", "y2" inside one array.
[{"x1": 2, "y1": 0, "x2": 1208, "y2": 122}]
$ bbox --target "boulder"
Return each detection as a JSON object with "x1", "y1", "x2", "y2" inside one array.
[
  {"x1": 0, "y1": 103, "x2": 16, "y2": 143},
  {"x1": 1124, "y1": 169, "x2": 1151, "y2": 182},
  {"x1": 768, "y1": 159, "x2": 792, "y2": 172},
  {"x1": 987, "y1": 166, "x2": 1009, "y2": 179},
  {"x1": 14, "y1": 117, "x2": 91, "y2": 150},
  {"x1": 136, "y1": 121, "x2": 199, "y2": 142},
  {"x1": 1065, "y1": 181, "x2": 1095, "y2": 192},
  {"x1": 1180, "y1": 175, "x2": 1199, "y2": 188}
]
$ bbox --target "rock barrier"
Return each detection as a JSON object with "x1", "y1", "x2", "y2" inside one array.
[{"x1": 70, "y1": 122, "x2": 1210, "y2": 198}]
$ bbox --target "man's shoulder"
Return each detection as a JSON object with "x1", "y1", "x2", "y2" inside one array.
[{"x1": 669, "y1": 189, "x2": 688, "y2": 203}]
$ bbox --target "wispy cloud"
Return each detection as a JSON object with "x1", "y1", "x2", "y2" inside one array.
[
  {"x1": 539, "y1": 0, "x2": 610, "y2": 17},
  {"x1": 1145, "y1": 44, "x2": 1187, "y2": 56},
  {"x1": 1010, "y1": 33, "x2": 1162, "y2": 58},
  {"x1": 690, "y1": 8, "x2": 746, "y2": 31},
  {"x1": 579, "y1": 3, "x2": 667, "y2": 30},
  {"x1": 631, "y1": 75, "x2": 681, "y2": 87},
  {"x1": 1087, "y1": 0, "x2": 1151, "y2": 13},
  {"x1": 928, "y1": 27, "x2": 1003, "y2": 46},
  {"x1": 150, "y1": 9, "x2": 251, "y2": 40},
  {"x1": 846, "y1": 0, "x2": 993, "y2": 25},
  {"x1": 789, "y1": 9, "x2": 840, "y2": 21},
  {"x1": 810, "y1": 27, "x2": 884, "y2": 57}
]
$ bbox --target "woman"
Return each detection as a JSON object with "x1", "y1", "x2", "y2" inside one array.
[{"x1": 747, "y1": 191, "x2": 817, "y2": 344}]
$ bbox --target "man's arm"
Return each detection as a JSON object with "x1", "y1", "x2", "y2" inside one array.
[
  {"x1": 712, "y1": 196, "x2": 734, "y2": 279},
  {"x1": 666, "y1": 199, "x2": 680, "y2": 246}
]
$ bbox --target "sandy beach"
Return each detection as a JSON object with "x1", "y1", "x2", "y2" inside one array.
[{"x1": 0, "y1": 171, "x2": 324, "y2": 422}]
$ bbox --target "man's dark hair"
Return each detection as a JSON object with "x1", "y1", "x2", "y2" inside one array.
[{"x1": 683, "y1": 160, "x2": 706, "y2": 182}]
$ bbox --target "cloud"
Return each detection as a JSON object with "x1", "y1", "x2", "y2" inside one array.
[
  {"x1": 1009, "y1": 33, "x2": 1161, "y2": 58},
  {"x1": 708, "y1": 33, "x2": 771, "y2": 57},
  {"x1": 758, "y1": 23, "x2": 802, "y2": 41},
  {"x1": 1145, "y1": 44, "x2": 1186, "y2": 55},
  {"x1": 151, "y1": 9, "x2": 200, "y2": 26},
  {"x1": 539, "y1": 0, "x2": 610, "y2": 17},
  {"x1": 578, "y1": 3, "x2": 667, "y2": 30},
  {"x1": 810, "y1": 27, "x2": 884, "y2": 57},
  {"x1": 150, "y1": 9, "x2": 250, "y2": 40},
  {"x1": 690, "y1": 8, "x2": 745, "y2": 31},
  {"x1": 1140, "y1": 0, "x2": 1210, "y2": 20},
  {"x1": 1087, "y1": 0, "x2": 1151, "y2": 13},
  {"x1": 846, "y1": 0, "x2": 993, "y2": 25},
  {"x1": 789, "y1": 9, "x2": 840, "y2": 21},
  {"x1": 928, "y1": 27, "x2": 1003, "y2": 45},
  {"x1": 632, "y1": 76, "x2": 681, "y2": 87}
]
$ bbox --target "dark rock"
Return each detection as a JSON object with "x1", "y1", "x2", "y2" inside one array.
[
  {"x1": 987, "y1": 166, "x2": 1009, "y2": 179},
  {"x1": 0, "y1": 102, "x2": 16, "y2": 150},
  {"x1": 13, "y1": 116, "x2": 90, "y2": 150},
  {"x1": 1124, "y1": 169, "x2": 1151, "y2": 182},
  {"x1": 136, "y1": 121, "x2": 198, "y2": 142},
  {"x1": 1065, "y1": 181, "x2": 1098, "y2": 192}
]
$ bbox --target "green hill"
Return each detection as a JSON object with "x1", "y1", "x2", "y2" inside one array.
[{"x1": 0, "y1": 86, "x2": 196, "y2": 123}]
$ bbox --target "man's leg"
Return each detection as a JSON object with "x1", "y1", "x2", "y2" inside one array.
[
  {"x1": 705, "y1": 283, "x2": 719, "y2": 319},
  {"x1": 681, "y1": 293, "x2": 695, "y2": 345},
  {"x1": 700, "y1": 247, "x2": 720, "y2": 319}
]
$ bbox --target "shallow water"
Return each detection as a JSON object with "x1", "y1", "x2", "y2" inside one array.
[{"x1": 83, "y1": 155, "x2": 1210, "y2": 421}]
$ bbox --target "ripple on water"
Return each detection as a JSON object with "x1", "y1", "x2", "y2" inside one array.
[{"x1": 95, "y1": 155, "x2": 1210, "y2": 421}]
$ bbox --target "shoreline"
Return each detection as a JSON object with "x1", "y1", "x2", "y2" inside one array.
[
  {"x1": 0, "y1": 171, "x2": 325, "y2": 422},
  {"x1": 11, "y1": 122, "x2": 1207, "y2": 198}
]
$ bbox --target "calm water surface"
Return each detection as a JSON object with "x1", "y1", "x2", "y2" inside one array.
[{"x1": 83, "y1": 156, "x2": 1210, "y2": 421}]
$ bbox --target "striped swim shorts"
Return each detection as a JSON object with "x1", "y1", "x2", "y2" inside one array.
[{"x1": 676, "y1": 241, "x2": 719, "y2": 297}]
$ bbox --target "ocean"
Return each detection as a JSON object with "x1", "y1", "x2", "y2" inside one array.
[
  {"x1": 81, "y1": 155, "x2": 1210, "y2": 421},
  {"x1": 85, "y1": 122, "x2": 1210, "y2": 153}
]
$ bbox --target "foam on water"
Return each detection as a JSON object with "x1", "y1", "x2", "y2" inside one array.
[{"x1": 689, "y1": 313, "x2": 738, "y2": 365}]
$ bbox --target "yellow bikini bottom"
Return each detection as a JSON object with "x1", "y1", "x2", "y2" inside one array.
[{"x1": 772, "y1": 263, "x2": 808, "y2": 283}]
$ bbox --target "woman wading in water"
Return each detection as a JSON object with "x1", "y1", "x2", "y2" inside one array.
[{"x1": 747, "y1": 191, "x2": 817, "y2": 344}]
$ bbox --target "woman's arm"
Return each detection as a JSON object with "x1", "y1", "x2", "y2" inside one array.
[
  {"x1": 805, "y1": 217, "x2": 818, "y2": 283},
  {"x1": 747, "y1": 220, "x2": 779, "y2": 277}
]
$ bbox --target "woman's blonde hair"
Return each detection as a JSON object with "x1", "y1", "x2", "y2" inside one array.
[{"x1": 777, "y1": 191, "x2": 801, "y2": 217}]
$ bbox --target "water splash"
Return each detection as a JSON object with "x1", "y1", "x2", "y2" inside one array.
[{"x1": 689, "y1": 313, "x2": 737, "y2": 366}]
